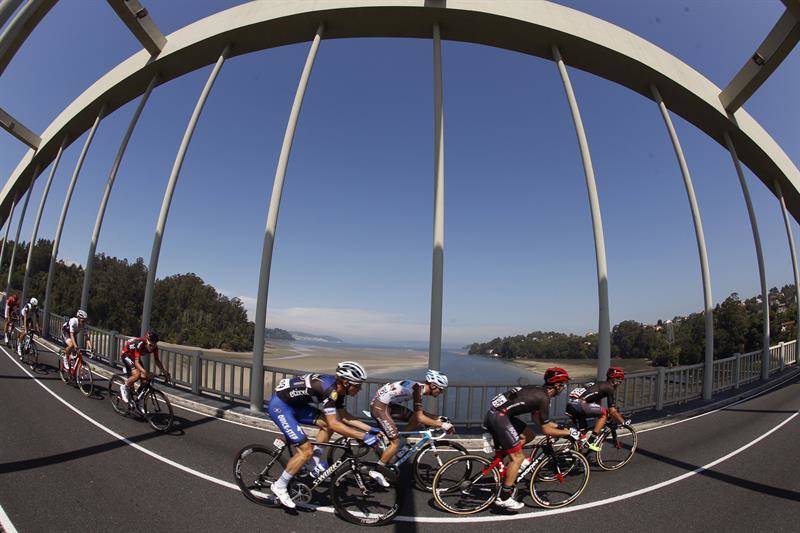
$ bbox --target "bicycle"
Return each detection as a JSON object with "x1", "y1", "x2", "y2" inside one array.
[
  {"x1": 58, "y1": 347, "x2": 93, "y2": 396},
  {"x1": 432, "y1": 435, "x2": 590, "y2": 514},
  {"x1": 17, "y1": 328, "x2": 37, "y2": 370},
  {"x1": 5, "y1": 313, "x2": 18, "y2": 351},
  {"x1": 108, "y1": 373, "x2": 174, "y2": 432},
  {"x1": 233, "y1": 436, "x2": 400, "y2": 526},
  {"x1": 569, "y1": 418, "x2": 638, "y2": 471}
]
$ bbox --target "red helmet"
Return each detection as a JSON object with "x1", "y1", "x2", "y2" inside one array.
[
  {"x1": 543, "y1": 367, "x2": 570, "y2": 385},
  {"x1": 607, "y1": 367, "x2": 625, "y2": 380}
]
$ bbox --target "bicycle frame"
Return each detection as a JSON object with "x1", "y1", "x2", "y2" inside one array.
[
  {"x1": 392, "y1": 430, "x2": 432, "y2": 467},
  {"x1": 278, "y1": 438, "x2": 367, "y2": 491}
]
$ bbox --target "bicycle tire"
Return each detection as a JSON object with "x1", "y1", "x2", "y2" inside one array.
[
  {"x1": 596, "y1": 425, "x2": 638, "y2": 471},
  {"x1": 58, "y1": 351, "x2": 70, "y2": 384},
  {"x1": 412, "y1": 440, "x2": 468, "y2": 492},
  {"x1": 145, "y1": 389, "x2": 174, "y2": 432},
  {"x1": 331, "y1": 463, "x2": 399, "y2": 526},
  {"x1": 432, "y1": 454, "x2": 500, "y2": 515},
  {"x1": 233, "y1": 444, "x2": 286, "y2": 507},
  {"x1": 77, "y1": 360, "x2": 93, "y2": 396},
  {"x1": 528, "y1": 450, "x2": 589, "y2": 509},
  {"x1": 108, "y1": 374, "x2": 129, "y2": 415},
  {"x1": 29, "y1": 342, "x2": 37, "y2": 370}
]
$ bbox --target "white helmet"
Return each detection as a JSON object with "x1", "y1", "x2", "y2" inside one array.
[
  {"x1": 426, "y1": 369, "x2": 449, "y2": 389},
  {"x1": 76, "y1": 309, "x2": 87, "y2": 320},
  {"x1": 336, "y1": 361, "x2": 367, "y2": 383},
  {"x1": 29, "y1": 297, "x2": 38, "y2": 307}
]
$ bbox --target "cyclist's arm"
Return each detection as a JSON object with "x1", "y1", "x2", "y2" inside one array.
[
  {"x1": 533, "y1": 410, "x2": 571, "y2": 438},
  {"x1": 324, "y1": 412, "x2": 367, "y2": 439},
  {"x1": 152, "y1": 349, "x2": 168, "y2": 376},
  {"x1": 337, "y1": 409, "x2": 371, "y2": 431},
  {"x1": 607, "y1": 406, "x2": 625, "y2": 424},
  {"x1": 133, "y1": 357, "x2": 148, "y2": 378}
]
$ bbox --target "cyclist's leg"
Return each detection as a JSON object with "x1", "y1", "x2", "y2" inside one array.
[
  {"x1": 485, "y1": 410, "x2": 524, "y2": 505},
  {"x1": 583, "y1": 401, "x2": 606, "y2": 449},
  {"x1": 64, "y1": 337, "x2": 77, "y2": 367},
  {"x1": 371, "y1": 400, "x2": 399, "y2": 465},
  {"x1": 267, "y1": 396, "x2": 311, "y2": 507},
  {"x1": 120, "y1": 356, "x2": 136, "y2": 402},
  {"x1": 17, "y1": 324, "x2": 27, "y2": 355},
  {"x1": 400, "y1": 405, "x2": 428, "y2": 432}
]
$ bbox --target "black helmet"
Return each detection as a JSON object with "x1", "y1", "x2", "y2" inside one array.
[{"x1": 145, "y1": 330, "x2": 159, "y2": 344}]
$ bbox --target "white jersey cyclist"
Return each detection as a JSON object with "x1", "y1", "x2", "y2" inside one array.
[
  {"x1": 375, "y1": 380, "x2": 425, "y2": 409},
  {"x1": 61, "y1": 316, "x2": 88, "y2": 339}
]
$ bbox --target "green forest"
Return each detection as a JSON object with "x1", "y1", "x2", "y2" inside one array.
[
  {"x1": 2, "y1": 239, "x2": 254, "y2": 351},
  {"x1": 468, "y1": 286, "x2": 798, "y2": 366}
]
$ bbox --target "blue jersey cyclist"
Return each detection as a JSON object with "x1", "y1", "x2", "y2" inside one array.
[{"x1": 267, "y1": 361, "x2": 385, "y2": 508}]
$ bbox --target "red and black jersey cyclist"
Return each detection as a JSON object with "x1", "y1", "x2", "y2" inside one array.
[
  {"x1": 483, "y1": 367, "x2": 580, "y2": 511},
  {"x1": 4, "y1": 293, "x2": 19, "y2": 345},
  {"x1": 119, "y1": 330, "x2": 169, "y2": 407},
  {"x1": 566, "y1": 366, "x2": 627, "y2": 452},
  {"x1": 267, "y1": 361, "x2": 386, "y2": 509}
]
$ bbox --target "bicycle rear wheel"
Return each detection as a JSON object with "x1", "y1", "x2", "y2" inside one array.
[
  {"x1": 77, "y1": 361, "x2": 93, "y2": 396},
  {"x1": 412, "y1": 440, "x2": 468, "y2": 492},
  {"x1": 596, "y1": 425, "x2": 637, "y2": 470},
  {"x1": 432, "y1": 454, "x2": 500, "y2": 515},
  {"x1": 529, "y1": 450, "x2": 589, "y2": 509},
  {"x1": 331, "y1": 464, "x2": 399, "y2": 526},
  {"x1": 144, "y1": 389, "x2": 174, "y2": 432},
  {"x1": 108, "y1": 374, "x2": 129, "y2": 415},
  {"x1": 233, "y1": 444, "x2": 286, "y2": 507}
]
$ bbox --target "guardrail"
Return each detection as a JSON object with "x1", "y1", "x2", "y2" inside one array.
[{"x1": 45, "y1": 312, "x2": 798, "y2": 426}]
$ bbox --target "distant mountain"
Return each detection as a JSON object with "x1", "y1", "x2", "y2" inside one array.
[
  {"x1": 290, "y1": 331, "x2": 344, "y2": 343},
  {"x1": 265, "y1": 328, "x2": 294, "y2": 341}
]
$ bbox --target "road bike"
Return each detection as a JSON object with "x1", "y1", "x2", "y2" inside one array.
[
  {"x1": 233, "y1": 437, "x2": 400, "y2": 526},
  {"x1": 17, "y1": 328, "x2": 37, "y2": 370},
  {"x1": 432, "y1": 435, "x2": 590, "y2": 514},
  {"x1": 108, "y1": 373, "x2": 174, "y2": 432},
  {"x1": 569, "y1": 418, "x2": 638, "y2": 471},
  {"x1": 57, "y1": 347, "x2": 94, "y2": 396},
  {"x1": 5, "y1": 314, "x2": 18, "y2": 352}
]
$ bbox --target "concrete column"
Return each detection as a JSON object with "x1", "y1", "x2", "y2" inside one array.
[
  {"x1": 651, "y1": 84, "x2": 714, "y2": 400},
  {"x1": 141, "y1": 45, "x2": 230, "y2": 336},
  {"x1": 552, "y1": 45, "x2": 611, "y2": 380},
  {"x1": 428, "y1": 22, "x2": 445, "y2": 371},
  {"x1": 22, "y1": 136, "x2": 66, "y2": 304},
  {"x1": 724, "y1": 132, "x2": 770, "y2": 381},
  {"x1": 4, "y1": 163, "x2": 38, "y2": 293},
  {"x1": 81, "y1": 74, "x2": 157, "y2": 313},
  {"x1": 251, "y1": 26, "x2": 323, "y2": 413},
  {"x1": 43, "y1": 106, "x2": 106, "y2": 335},
  {"x1": 774, "y1": 180, "x2": 800, "y2": 350},
  {"x1": 0, "y1": 192, "x2": 19, "y2": 277}
]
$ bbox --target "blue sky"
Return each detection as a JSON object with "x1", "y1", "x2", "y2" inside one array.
[{"x1": 0, "y1": 1, "x2": 798, "y2": 346}]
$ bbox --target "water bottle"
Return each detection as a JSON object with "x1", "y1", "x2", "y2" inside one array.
[{"x1": 481, "y1": 433, "x2": 494, "y2": 454}]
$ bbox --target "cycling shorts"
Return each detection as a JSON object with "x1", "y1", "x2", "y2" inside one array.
[
  {"x1": 267, "y1": 395, "x2": 322, "y2": 446},
  {"x1": 565, "y1": 399, "x2": 606, "y2": 429},
  {"x1": 370, "y1": 401, "x2": 413, "y2": 440},
  {"x1": 483, "y1": 408, "x2": 526, "y2": 452},
  {"x1": 122, "y1": 355, "x2": 138, "y2": 377}
]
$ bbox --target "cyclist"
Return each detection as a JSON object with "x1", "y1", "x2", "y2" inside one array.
[
  {"x1": 61, "y1": 310, "x2": 93, "y2": 370},
  {"x1": 370, "y1": 369, "x2": 453, "y2": 467},
  {"x1": 566, "y1": 366, "x2": 627, "y2": 452},
  {"x1": 119, "y1": 330, "x2": 169, "y2": 407},
  {"x1": 483, "y1": 367, "x2": 579, "y2": 511},
  {"x1": 267, "y1": 361, "x2": 383, "y2": 509},
  {"x1": 16, "y1": 298, "x2": 39, "y2": 358},
  {"x1": 4, "y1": 293, "x2": 19, "y2": 345}
]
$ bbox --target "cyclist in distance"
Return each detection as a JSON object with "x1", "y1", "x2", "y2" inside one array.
[
  {"x1": 484, "y1": 367, "x2": 580, "y2": 511},
  {"x1": 566, "y1": 366, "x2": 627, "y2": 452},
  {"x1": 61, "y1": 309, "x2": 93, "y2": 369},
  {"x1": 16, "y1": 298, "x2": 40, "y2": 358},
  {"x1": 370, "y1": 369, "x2": 453, "y2": 467},
  {"x1": 119, "y1": 330, "x2": 169, "y2": 406},
  {"x1": 267, "y1": 361, "x2": 384, "y2": 509},
  {"x1": 4, "y1": 292, "x2": 19, "y2": 345}
]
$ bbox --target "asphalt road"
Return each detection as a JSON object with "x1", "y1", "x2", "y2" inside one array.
[{"x1": 1, "y1": 342, "x2": 798, "y2": 533}]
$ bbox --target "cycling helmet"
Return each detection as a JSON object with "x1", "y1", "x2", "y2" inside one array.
[
  {"x1": 29, "y1": 297, "x2": 38, "y2": 307},
  {"x1": 336, "y1": 361, "x2": 367, "y2": 383},
  {"x1": 76, "y1": 309, "x2": 88, "y2": 320},
  {"x1": 145, "y1": 330, "x2": 159, "y2": 344},
  {"x1": 607, "y1": 366, "x2": 625, "y2": 380},
  {"x1": 425, "y1": 369, "x2": 449, "y2": 389},
  {"x1": 543, "y1": 367, "x2": 570, "y2": 385}
]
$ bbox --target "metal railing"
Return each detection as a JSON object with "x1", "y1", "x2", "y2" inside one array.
[{"x1": 45, "y1": 312, "x2": 798, "y2": 426}]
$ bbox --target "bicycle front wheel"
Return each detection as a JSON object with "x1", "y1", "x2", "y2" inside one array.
[
  {"x1": 529, "y1": 450, "x2": 589, "y2": 509},
  {"x1": 432, "y1": 454, "x2": 500, "y2": 515},
  {"x1": 233, "y1": 444, "x2": 287, "y2": 507},
  {"x1": 330, "y1": 464, "x2": 399, "y2": 526},
  {"x1": 77, "y1": 361, "x2": 93, "y2": 396},
  {"x1": 596, "y1": 425, "x2": 638, "y2": 471},
  {"x1": 412, "y1": 440, "x2": 468, "y2": 492},
  {"x1": 144, "y1": 390, "x2": 174, "y2": 432},
  {"x1": 25, "y1": 342, "x2": 38, "y2": 370}
]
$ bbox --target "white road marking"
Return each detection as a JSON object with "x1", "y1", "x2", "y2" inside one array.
[
  {"x1": 0, "y1": 501, "x2": 19, "y2": 533},
  {"x1": 3, "y1": 345, "x2": 797, "y2": 523}
]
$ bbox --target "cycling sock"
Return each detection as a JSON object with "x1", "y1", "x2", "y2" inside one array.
[
  {"x1": 274, "y1": 471, "x2": 294, "y2": 490},
  {"x1": 377, "y1": 460, "x2": 386, "y2": 467},
  {"x1": 500, "y1": 485, "x2": 514, "y2": 500}
]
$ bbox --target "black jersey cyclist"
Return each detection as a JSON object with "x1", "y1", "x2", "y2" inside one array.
[
  {"x1": 566, "y1": 366, "x2": 627, "y2": 451},
  {"x1": 483, "y1": 367, "x2": 580, "y2": 511},
  {"x1": 267, "y1": 361, "x2": 384, "y2": 508}
]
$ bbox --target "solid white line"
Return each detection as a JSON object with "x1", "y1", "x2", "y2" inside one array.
[
  {"x1": 0, "y1": 501, "x2": 19, "y2": 533},
  {"x1": 3, "y1": 345, "x2": 798, "y2": 524}
]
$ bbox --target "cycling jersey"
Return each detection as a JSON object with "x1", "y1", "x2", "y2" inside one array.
[
  {"x1": 120, "y1": 337, "x2": 159, "y2": 362},
  {"x1": 4, "y1": 295, "x2": 19, "y2": 319},
  {"x1": 20, "y1": 304, "x2": 38, "y2": 327},
  {"x1": 374, "y1": 380, "x2": 424, "y2": 410},
  {"x1": 61, "y1": 317, "x2": 88, "y2": 339},
  {"x1": 576, "y1": 380, "x2": 617, "y2": 408},
  {"x1": 489, "y1": 385, "x2": 552, "y2": 422},
  {"x1": 269, "y1": 374, "x2": 345, "y2": 445}
]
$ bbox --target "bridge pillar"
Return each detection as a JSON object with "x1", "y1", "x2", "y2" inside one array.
[
  {"x1": 724, "y1": 132, "x2": 770, "y2": 382},
  {"x1": 251, "y1": 25, "x2": 324, "y2": 413},
  {"x1": 774, "y1": 179, "x2": 800, "y2": 354},
  {"x1": 81, "y1": 74, "x2": 157, "y2": 315},
  {"x1": 651, "y1": 84, "x2": 714, "y2": 401},
  {"x1": 43, "y1": 105, "x2": 106, "y2": 337},
  {"x1": 5, "y1": 163, "x2": 38, "y2": 294},
  {"x1": 0, "y1": 192, "x2": 19, "y2": 286},
  {"x1": 552, "y1": 45, "x2": 611, "y2": 381}
]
